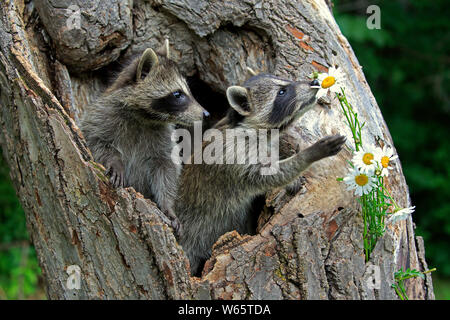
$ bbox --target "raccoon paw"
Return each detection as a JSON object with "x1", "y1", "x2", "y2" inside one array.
[
  {"x1": 309, "y1": 135, "x2": 346, "y2": 161},
  {"x1": 105, "y1": 158, "x2": 125, "y2": 188},
  {"x1": 285, "y1": 176, "x2": 307, "y2": 196},
  {"x1": 169, "y1": 217, "x2": 183, "y2": 238},
  {"x1": 161, "y1": 205, "x2": 183, "y2": 238}
]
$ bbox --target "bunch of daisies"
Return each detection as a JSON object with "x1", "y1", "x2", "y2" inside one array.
[
  {"x1": 312, "y1": 65, "x2": 415, "y2": 258},
  {"x1": 345, "y1": 145, "x2": 397, "y2": 196},
  {"x1": 344, "y1": 145, "x2": 415, "y2": 224}
]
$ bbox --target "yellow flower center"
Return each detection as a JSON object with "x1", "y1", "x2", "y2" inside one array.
[
  {"x1": 355, "y1": 174, "x2": 369, "y2": 186},
  {"x1": 321, "y1": 76, "x2": 336, "y2": 89},
  {"x1": 362, "y1": 153, "x2": 374, "y2": 165},
  {"x1": 381, "y1": 156, "x2": 390, "y2": 168}
]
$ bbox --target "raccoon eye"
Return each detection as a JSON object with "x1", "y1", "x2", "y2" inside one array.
[
  {"x1": 278, "y1": 88, "x2": 286, "y2": 96},
  {"x1": 172, "y1": 91, "x2": 184, "y2": 99}
]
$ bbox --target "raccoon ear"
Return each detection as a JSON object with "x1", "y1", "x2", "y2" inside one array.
[
  {"x1": 226, "y1": 86, "x2": 251, "y2": 116},
  {"x1": 156, "y1": 39, "x2": 171, "y2": 59},
  {"x1": 246, "y1": 67, "x2": 258, "y2": 77},
  {"x1": 163, "y1": 38, "x2": 170, "y2": 59},
  {"x1": 136, "y1": 48, "x2": 159, "y2": 82}
]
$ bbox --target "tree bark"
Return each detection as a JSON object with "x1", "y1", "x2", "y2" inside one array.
[{"x1": 0, "y1": 0, "x2": 434, "y2": 299}]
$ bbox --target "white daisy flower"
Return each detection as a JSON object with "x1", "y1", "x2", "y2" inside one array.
[
  {"x1": 315, "y1": 66, "x2": 346, "y2": 99},
  {"x1": 343, "y1": 167, "x2": 377, "y2": 196},
  {"x1": 352, "y1": 146, "x2": 378, "y2": 174},
  {"x1": 374, "y1": 145, "x2": 398, "y2": 177},
  {"x1": 387, "y1": 206, "x2": 415, "y2": 224}
]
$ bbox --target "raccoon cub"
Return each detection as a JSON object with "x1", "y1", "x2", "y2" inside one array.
[
  {"x1": 80, "y1": 42, "x2": 207, "y2": 234},
  {"x1": 175, "y1": 73, "x2": 346, "y2": 275}
]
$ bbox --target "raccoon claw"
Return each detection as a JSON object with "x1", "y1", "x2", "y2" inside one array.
[
  {"x1": 161, "y1": 205, "x2": 183, "y2": 237},
  {"x1": 170, "y1": 217, "x2": 183, "y2": 238},
  {"x1": 310, "y1": 135, "x2": 346, "y2": 161},
  {"x1": 285, "y1": 176, "x2": 307, "y2": 196},
  {"x1": 105, "y1": 159, "x2": 125, "y2": 188},
  {"x1": 110, "y1": 172, "x2": 123, "y2": 188}
]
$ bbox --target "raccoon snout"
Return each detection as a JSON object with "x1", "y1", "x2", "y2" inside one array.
[
  {"x1": 310, "y1": 79, "x2": 320, "y2": 88},
  {"x1": 203, "y1": 110, "x2": 210, "y2": 118}
]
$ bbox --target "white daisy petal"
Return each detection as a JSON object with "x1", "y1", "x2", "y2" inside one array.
[
  {"x1": 317, "y1": 73, "x2": 328, "y2": 81},
  {"x1": 316, "y1": 88, "x2": 328, "y2": 99},
  {"x1": 343, "y1": 166, "x2": 376, "y2": 196},
  {"x1": 374, "y1": 145, "x2": 398, "y2": 177},
  {"x1": 388, "y1": 206, "x2": 415, "y2": 224},
  {"x1": 315, "y1": 66, "x2": 346, "y2": 99},
  {"x1": 352, "y1": 146, "x2": 378, "y2": 174}
]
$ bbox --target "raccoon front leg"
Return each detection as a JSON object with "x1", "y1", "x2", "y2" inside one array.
[
  {"x1": 87, "y1": 139, "x2": 125, "y2": 188},
  {"x1": 105, "y1": 155, "x2": 125, "y2": 188},
  {"x1": 279, "y1": 134, "x2": 306, "y2": 195},
  {"x1": 250, "y1": 135, "x2": 346, "y2": 189},
  {"x1": 149, "y1": 162, "x2": 182, "y2": 236},
  {"x1": 161, "y1": 198, "x2": 182, "y2": 237},
  {"x1": 284, "y1": 177, "x2": 307, "y2": 196}
]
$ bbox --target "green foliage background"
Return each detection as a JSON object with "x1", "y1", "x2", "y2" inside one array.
[
  {"x1": 0, "y1": 152, "x2": 43, "y2": 299},
  {"x1": 334, "y1": 0, "x2": 450, "y2": 299},
  {"x1": 0, "y1": 0, "x2": 448, "y2": 299}
]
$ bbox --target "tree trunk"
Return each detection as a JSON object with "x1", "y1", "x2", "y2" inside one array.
[{"x1": 0, "y1": 0, "x2": 434, "y2": 299}]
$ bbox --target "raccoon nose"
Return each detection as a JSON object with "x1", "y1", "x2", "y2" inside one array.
[
  {"x1": 203, "y1": 110, "x2": 210, "y2": 118},
  {"x1": 310, "y1": 79, "x2": 320, "y2": 88}
]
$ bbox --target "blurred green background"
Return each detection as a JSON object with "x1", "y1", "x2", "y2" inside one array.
[
  {"x1": 0, "y1": 0, "x2": 448, "y2": 299},
  {"x1": 333, "y1": 0, "x2": 450, "y2": 299}
]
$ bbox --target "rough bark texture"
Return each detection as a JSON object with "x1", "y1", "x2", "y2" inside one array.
[{"x1": 0, "y1": 0, "x2": 434, "y2": 299}]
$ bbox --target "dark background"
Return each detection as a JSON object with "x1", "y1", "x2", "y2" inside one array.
[{"x1": 0, "y1": 0, "x2": 449, "y2": 299}]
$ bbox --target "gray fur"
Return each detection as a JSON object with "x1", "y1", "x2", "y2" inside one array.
[
  {"x1": 175, "y1": 74, "x2": 346, "y2": 274},
  {"x1": 80, "y1": 46, "x2": 205, "y2": 234}
]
